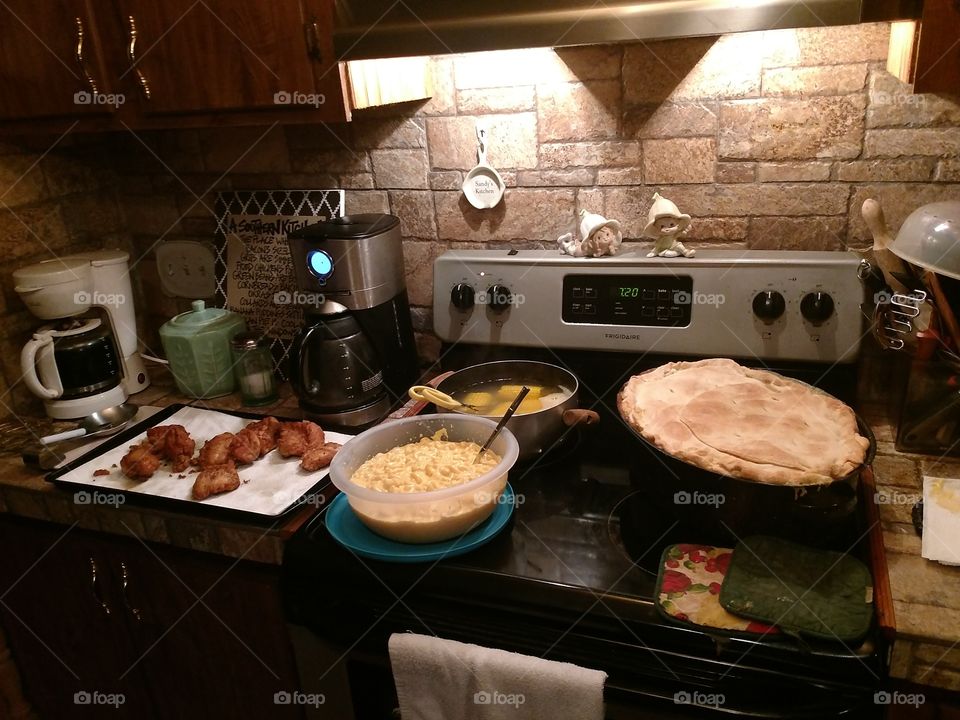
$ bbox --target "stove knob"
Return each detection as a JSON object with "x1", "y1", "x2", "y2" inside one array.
[
  {"x1": 450, "y1": 283, "x2": 475, "y2": 310},
  {"x1": 801, "y1": 292, "x2": 834, "y2": 324},
  {"x1": 486, "y1": 284, "x2": 512, "y2": 313},
  {"x1": 752, "y1": 290, "x2": 786, "y2": 322}
]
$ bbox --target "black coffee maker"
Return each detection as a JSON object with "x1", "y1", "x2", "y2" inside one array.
[{"x1": 286, "y1": 214, "x2": 419, "y2": 428}]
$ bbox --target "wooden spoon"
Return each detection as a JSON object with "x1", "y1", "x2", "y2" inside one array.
[{"x1": 862, "y1": 198, "x2": 909, "y2": 295}]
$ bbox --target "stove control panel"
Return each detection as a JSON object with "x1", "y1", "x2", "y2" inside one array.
[
  {"x1": 562, "y1": 274, "x2": 693, "y2": 327},
  {"x1": 433, "y1": 249, "x2": 866, "y2": 363}
]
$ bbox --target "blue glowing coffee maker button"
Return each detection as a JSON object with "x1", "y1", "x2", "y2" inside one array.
[{"x1": 306, "y1": 250, "x2": 334, "y2": 282}]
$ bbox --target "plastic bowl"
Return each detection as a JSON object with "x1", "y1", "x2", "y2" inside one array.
[
  {"x1": 329, "y1": 414, "x2": 519, "y2": 543},
  {"x1": 891, "y1": 201, "x2": 960, "y2": 280}
]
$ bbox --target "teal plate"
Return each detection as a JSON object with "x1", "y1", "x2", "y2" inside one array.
[{"x1": 325, "y1": 484, "x2": 515, "y2": 563}]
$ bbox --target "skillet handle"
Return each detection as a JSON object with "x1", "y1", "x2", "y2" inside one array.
[{"x1": 562, "y1": 409, "x2": 599, "y2": 427}]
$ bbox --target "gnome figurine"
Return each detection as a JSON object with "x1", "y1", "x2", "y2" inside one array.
[
  {"x1": 642, "y1": 193, "x2": 695, "y2": 258},
  {"x1": 558, "y1": 209, "x2": 623, "y2": 258}
]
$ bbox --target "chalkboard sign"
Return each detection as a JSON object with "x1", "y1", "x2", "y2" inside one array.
[{"x1": 214, "y1": 190, "x2": 344, "y2": 380}]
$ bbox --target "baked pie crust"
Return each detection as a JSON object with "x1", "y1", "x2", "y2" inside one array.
[{"x1": 617, "y1": 359, "x2": 870, "y2": 486}]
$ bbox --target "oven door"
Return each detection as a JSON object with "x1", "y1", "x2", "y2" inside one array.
[{"x1": 286, "y1": 602, "x2": 881, "y2": 720}]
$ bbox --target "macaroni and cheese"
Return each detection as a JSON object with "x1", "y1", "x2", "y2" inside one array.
[{"x1": 351, "y1": 432, "x2": 501, "y2": 493}]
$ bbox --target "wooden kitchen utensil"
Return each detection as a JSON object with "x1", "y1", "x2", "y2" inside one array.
[
  {"x1": 924, "y1": 271, "x2": 960, "y2": 350},
  {"x1": 862, "y1": 199, "x2": 910, "y2": 295}
]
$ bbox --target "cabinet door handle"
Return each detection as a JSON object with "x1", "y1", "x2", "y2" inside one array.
[
  {"x1": 88, "y1": 557, "x2": 111, "y2": 616},
  {"x1": 120, "y1": 562, "x2": 142, "y2": 621},
  {"x1": 127, "y1": 15, "x2": 151, "y2": 100},
  {"x1": 74, "y1": 17, "x2": 99, "y2": 94},
  {"x1": 303, "y1": 20, "x2": 322, "y2": 62}
]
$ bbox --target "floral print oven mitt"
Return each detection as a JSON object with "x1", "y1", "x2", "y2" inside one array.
[{"x1": 655, "y1": 544, "x2": 778, "y2": 636}]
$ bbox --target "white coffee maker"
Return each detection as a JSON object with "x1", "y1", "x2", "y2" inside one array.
[{"x1": 14, "y1": 250, "x2": 149, "y2": 419}]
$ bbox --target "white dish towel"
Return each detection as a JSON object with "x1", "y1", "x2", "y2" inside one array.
[
  {"x1": 923, "y1": 475, "x2": 960, "y2": 566},
  {"x1": 388, "y1": 633, "x2": 607, "y2": 720}
]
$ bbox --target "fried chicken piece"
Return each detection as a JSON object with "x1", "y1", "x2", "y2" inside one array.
[
  {"x1": 198, "y1": 432, "x2": 235, "y2": 469},
  {"x1": 277, "y1": 421, "x2": 325, "y2": 458},
  {"x1": 192, "y1": 462, "x2": 240, "y2": 501},
  {"x1": 229, "y1": 427, "x2": 261, "y2": 465},
  {"x1": 146, "y1": 424, "x2": 195, "y2": 472},
  {"x1": 247, "y1": 416, "x2": 281, "y2": 456},
  {"x1": 120, "y1": 441, "x2": 161, "y2": 480},
  {"x1": 300, "y1": 442, "x2": 342, "y2": 471}
]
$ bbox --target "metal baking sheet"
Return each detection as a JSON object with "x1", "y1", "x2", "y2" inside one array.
[{"x1": 46, "y1": 404, "x2": 353, "y2": 521}]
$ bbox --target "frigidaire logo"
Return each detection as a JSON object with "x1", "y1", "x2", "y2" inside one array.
[{"x1": 604, "y1": 333, "x2": 644, "y2": 341}]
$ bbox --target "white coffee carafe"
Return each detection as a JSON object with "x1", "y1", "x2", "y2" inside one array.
[{"x1": 14, "y1": 250, "x2": 149, "y2": 419}]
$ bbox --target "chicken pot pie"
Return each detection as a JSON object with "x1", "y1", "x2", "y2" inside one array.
[{"x1": 617, "y1": 358, "x2": 870, "y2": 486}]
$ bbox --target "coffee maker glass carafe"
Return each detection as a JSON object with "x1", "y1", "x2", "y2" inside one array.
[
  {"x1": 289, "y1": 312, "x2": 386, "y2": 412},
  {"x1": 22, "y1": 318, "x2": 122, "y2": 401}
]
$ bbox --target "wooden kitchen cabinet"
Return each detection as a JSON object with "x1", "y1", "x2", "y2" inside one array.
[
  {"x1": 111, "y1": 0, "x2": 348, "y2": 119},
  {"x1": 0, "y1": 0, "x2": 355, "y2": 131},
  {"x1": 0, "y1": 516, "x2": 303, "y2": 720},
  {"x1": 0, "y1": 0, "x2": 119, "y2": 121},
  {"x1": 119, "y1": 538, "x2": 303, "y2": 719},
  {"x1": 886, "y1": 1, "x2": 960, "y2": 95},
  {"x1": 0, "y1": 518, "x2": 155, "y2": 718},
  {"x1": 911, "y1": 0, "x2": 960, "y2": 94}
]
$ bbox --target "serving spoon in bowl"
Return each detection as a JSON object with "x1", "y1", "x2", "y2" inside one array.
[{"x1": 474, "y1": 386, "x2": 529, "y2": 463}]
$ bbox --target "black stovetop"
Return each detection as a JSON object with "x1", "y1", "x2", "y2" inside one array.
[{"x1": 282, "y1": 349, "x2": 886, "y2": 718}]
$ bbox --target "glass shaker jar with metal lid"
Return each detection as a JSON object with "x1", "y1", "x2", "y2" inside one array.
[{"x1": 230, "y1": 332, "x2": 277, "y2": 406}]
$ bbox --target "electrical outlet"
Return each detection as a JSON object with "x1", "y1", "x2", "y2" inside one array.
[{"x1": 155, "y1": 240, "x2": 217, "y2": 299}]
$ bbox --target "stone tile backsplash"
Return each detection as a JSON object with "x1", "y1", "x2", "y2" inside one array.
[{"x1": 0, "y1": 21, "x2": 958, "y2": 384}]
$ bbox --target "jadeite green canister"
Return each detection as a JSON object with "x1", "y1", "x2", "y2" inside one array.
[{"x1": 159, "y1": 300, "x2": 247, "y2": 398}]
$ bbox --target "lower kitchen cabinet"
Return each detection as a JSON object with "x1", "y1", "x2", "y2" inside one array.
[{"x1": 0, "y1": 515, "x2": 303, "y2": 720}]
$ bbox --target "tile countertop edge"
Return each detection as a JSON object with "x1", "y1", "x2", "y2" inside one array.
[
  {"x1": 861, "y1": 402, "x2": 960, "y2": 692},
  {"x1": 0, "y1": 370, "x2": 433, "y2": 566}
]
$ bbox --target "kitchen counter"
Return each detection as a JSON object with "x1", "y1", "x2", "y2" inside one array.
[
  {"x1": 861, "y1": 401, "x2": 960, "y2": 693},
  {"x1": 0, "y1": 368, "x2": 316, "y2": 565}
]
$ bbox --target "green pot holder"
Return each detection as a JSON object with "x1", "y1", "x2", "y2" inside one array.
[{"x1": 718, "y1": 535, "x2": 873, "y2": 643}]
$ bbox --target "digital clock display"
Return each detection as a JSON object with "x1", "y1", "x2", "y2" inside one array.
[{"x1": 563, "y1": 273, "x2": 693, "y2": 327}]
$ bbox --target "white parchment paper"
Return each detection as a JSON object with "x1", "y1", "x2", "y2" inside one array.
[{"x1": 54, "y1": 406, "x2": 353, "y2": 517}]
